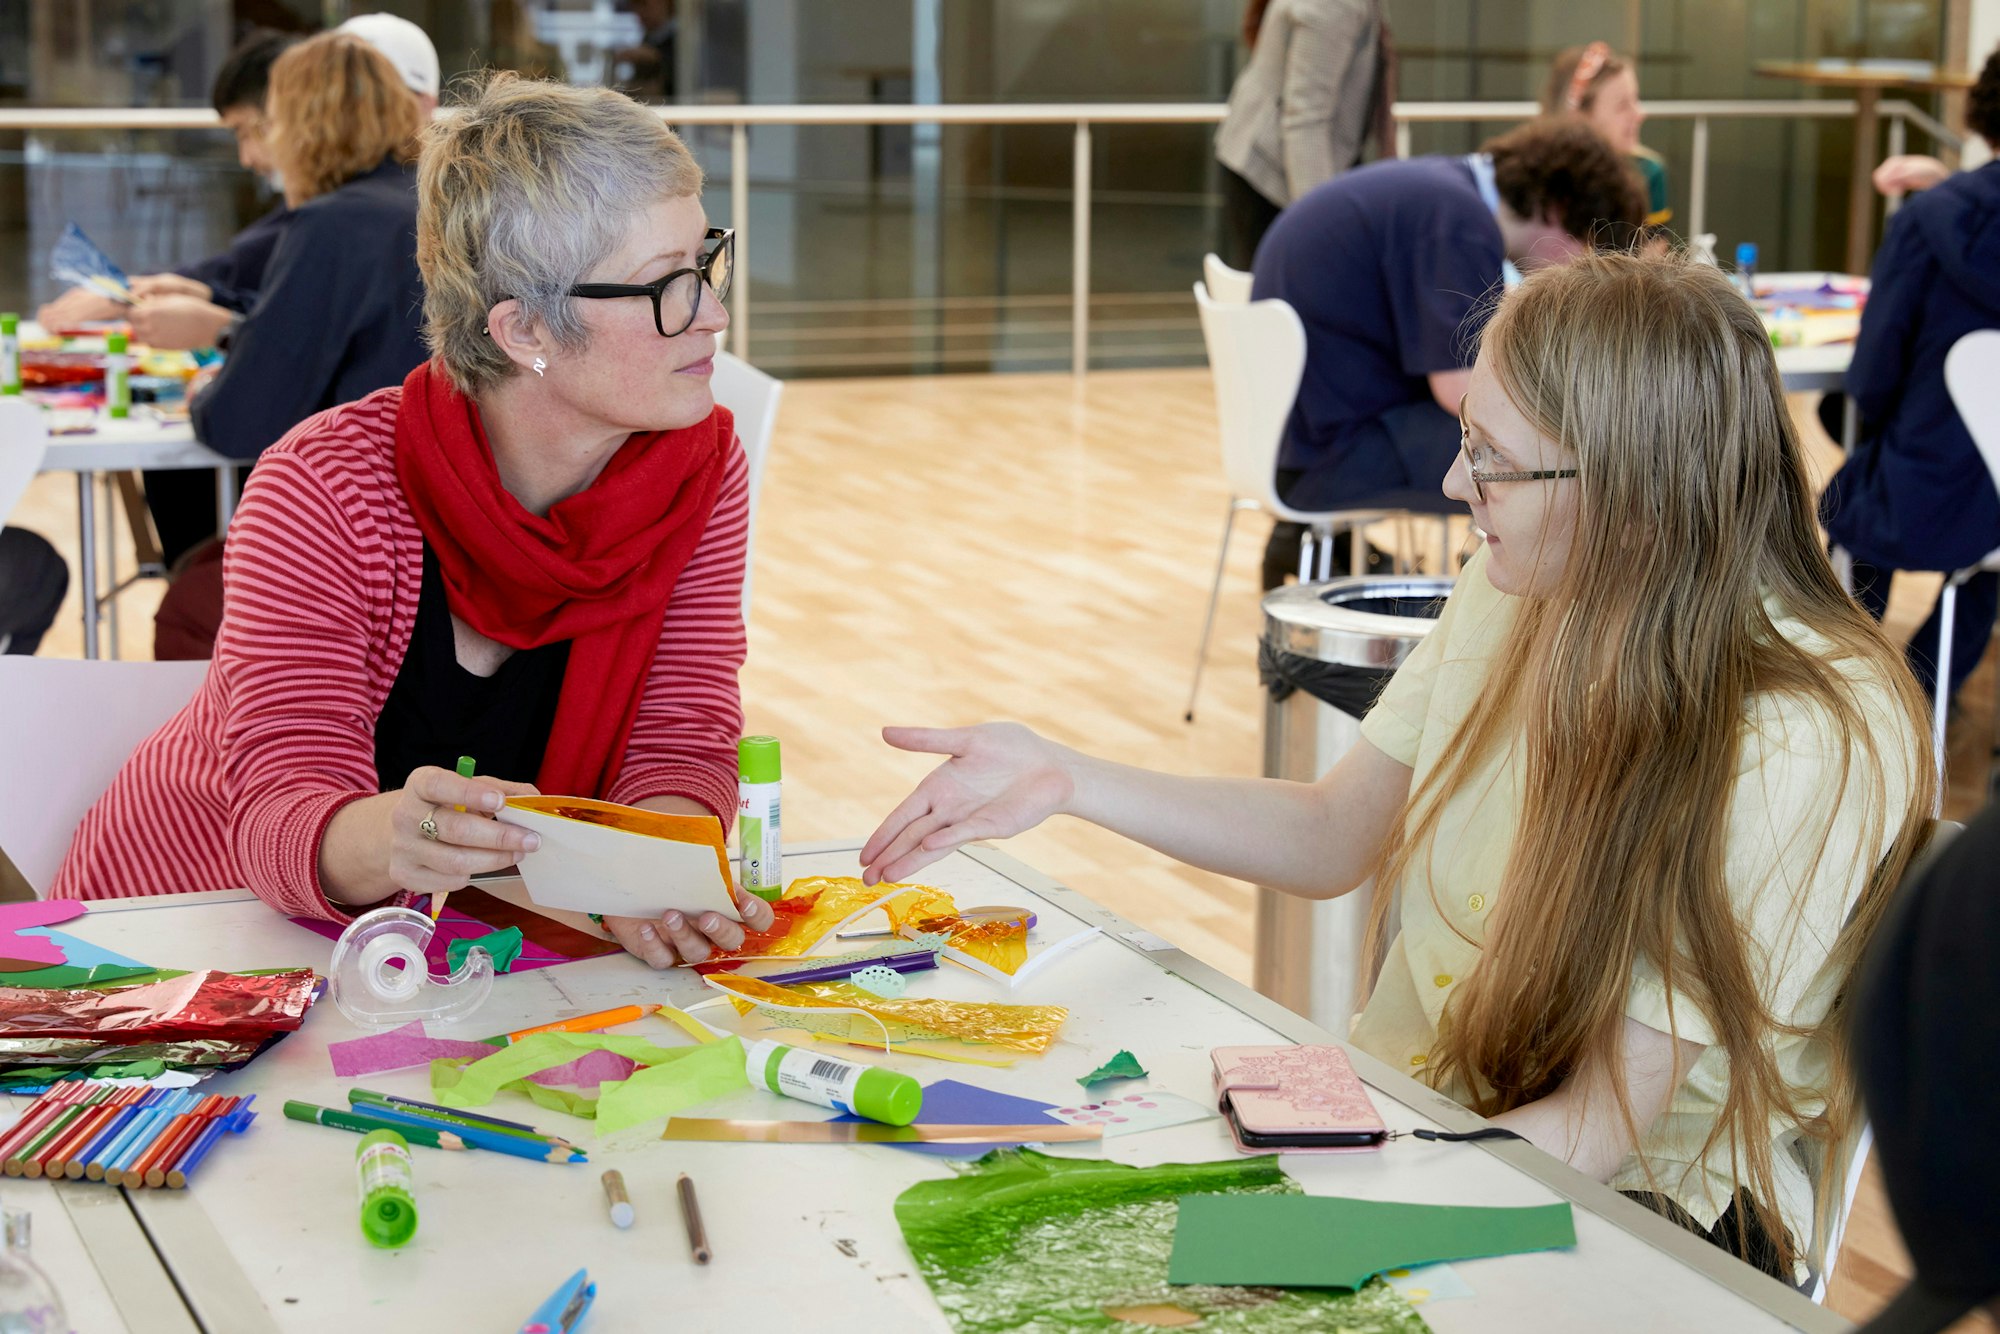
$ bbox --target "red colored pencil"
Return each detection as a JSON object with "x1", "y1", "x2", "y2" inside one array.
[
  {"x1": 12, "y1": 1106, "x2": 88, "y2": 1178},
  {"x1": 41, "y1": 1102, "x2": 122, "y2": 1178},
  {"x1": 0, "y1": 1101, "x2": 70, "y2": 1169},
  {"x1": 142, "y1": 1118, "x2": 212, "y2": 1189},
  {"x1": 124, "y1": 1111, "x2": 197, "y2": 1188}
]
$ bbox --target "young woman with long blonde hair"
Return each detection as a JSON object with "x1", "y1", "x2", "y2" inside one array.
[{"x1": 860, "y1": 251, "x2": 1935, "y2": 1283}]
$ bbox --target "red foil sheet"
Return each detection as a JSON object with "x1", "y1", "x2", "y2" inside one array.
[{"x1": 0, "y1": 969, "x2": 317, "y2": 1043}]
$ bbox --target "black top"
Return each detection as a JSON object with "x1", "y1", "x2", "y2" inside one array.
[
  {"x1": 373, "y1": 544, "x2": 572, "y2": 794},
  {"x1": 193, "y1": 157, "x2": 427, "y2": 461},
  {"x1": 173, "y1": 201, "x2": 292, "y2": 313}
]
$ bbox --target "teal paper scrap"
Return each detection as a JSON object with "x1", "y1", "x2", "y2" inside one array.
[
  {"x1": 1077, "y1": 1049, "x2": 1147, "y2": 1089},
  {"x1": 1168, "y1": 1194, "x2": 1576, "y2": 1290}
]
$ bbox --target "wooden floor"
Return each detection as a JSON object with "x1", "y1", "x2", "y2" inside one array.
[{"x1": 12, "y1": 368, "x2": 1996, "y2": 1330}]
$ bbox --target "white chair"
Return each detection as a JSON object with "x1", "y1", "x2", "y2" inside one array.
[
  {"x1": 1202, "y1": 252, "x2": 1254, "y2": 305},
  {"x1": 1185, "y1": 279, "x2": 1402, "y2": 721},
  {"x1": 0, "y1": 397, "x2": 48, "y2": 523},
  {"x1": 0, "y1": 657, "x2": 208, "y2": 896},
  {"x1": 712, "y1": 350, "x2": 784, "y2": 618},
  {"x1": 1930, "y1": 330, "x2": 2000, "y2": 789}
]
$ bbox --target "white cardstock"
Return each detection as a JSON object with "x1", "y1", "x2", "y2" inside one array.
[{"x1": 494, "y1": 797, "x2": 742, "y2": 923}]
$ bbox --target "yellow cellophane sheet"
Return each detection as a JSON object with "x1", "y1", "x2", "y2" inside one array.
[{"x1": 705, "y1": 974, "x2": 1067, "y2": 1054}]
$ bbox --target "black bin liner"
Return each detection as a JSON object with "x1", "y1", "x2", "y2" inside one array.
[{"x1": 1257, "y1": 592, "x2": 1446, "y2": 719}]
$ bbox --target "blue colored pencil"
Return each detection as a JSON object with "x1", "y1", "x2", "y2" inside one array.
[
  {"x1": 73, "y1": 1105, "x2": 142, "y2": 1181},
  {"x1": 106, "y1": 1092, "x2": 195, "y2": 1185},
  {"x1": 87, "y1": 1090, "x2": 175, "y2": 1181},
  {"x1": 359, "y1": 1103, "x2": 585, "y2": 1164},
  {"x1": 168, "y1": 1120, "x2": 228, "y2": 1187}
]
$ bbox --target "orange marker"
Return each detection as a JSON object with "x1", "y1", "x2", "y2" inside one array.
[{"x1": 480, "y1": 1004, "x2": 660, "y2": 1047}]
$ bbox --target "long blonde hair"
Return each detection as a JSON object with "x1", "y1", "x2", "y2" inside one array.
[
  {"x1": 267, "y1": 32, "x2": 419, "y2": 205},
  {"x1": 1372, "y1": 252, "x2": 1935, "y2": 1271}
]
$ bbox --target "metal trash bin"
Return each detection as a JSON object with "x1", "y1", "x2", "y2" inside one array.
[{"x1": 1254, "y1": 575, "x2": 1454, "y2": 1034}]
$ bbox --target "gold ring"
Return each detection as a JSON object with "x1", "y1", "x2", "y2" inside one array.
[{"x1": 418, "y1": 806, "x2": 441, "y2": 841}]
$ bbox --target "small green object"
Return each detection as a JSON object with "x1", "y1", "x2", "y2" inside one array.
[
  {"x1": 737, "y1": 735, "x2": 781, "y2": 783},
  {"x1": 1167, "y1": 1194, "x2": 1578, "y2": 1289},
  {"x1": 105, "y1": 331, "x2": 129, "y2": 418},
  {"x1": 355, "y1": 1129, "x2": 419, "y2": 1249},
  {"x1": 0, "y1": 312, "x2": 19, "y2": 395},
  {"x1": 446, "y1": 926, "x2": 522, "y2": 974},
  {"x1": 456, "y1": 755, "x2": 476, "y2": 779},
  {"x1": 1078, "y1": 1049, "x2": 1147, "y2": 1089}
]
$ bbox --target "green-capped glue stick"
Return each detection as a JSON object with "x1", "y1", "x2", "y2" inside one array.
[
  {"x1": 356, "y1": 1129, "x2": 418, "y2": 1248},
  {"x1": 738, "y1": 736, "x2": 782, "y2": 901}
]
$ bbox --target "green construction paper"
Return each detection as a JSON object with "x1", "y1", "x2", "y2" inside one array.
[
  {"x1": 1168, "y1": 1195, "x2": 1577, "y2": 1290},
  {"x1": 0, "y1": 1057, "x2": 169, "y2": 1089},
  {"x1": 0, "y1": 962, "x2": 158, "y2": 990},
  {"x1": 429, "y1": 1031, "x2": 747, "y2": 1134},
  {"x1": 446, "y1": 926, "x2": 524, "y2": 974},
  {"x1": 895, "y1": 1149, "x2": 1430, "y2": 1333},
  {"x1": 1078, "y1": 1049, "x2": 1147, "y2": 1089}
]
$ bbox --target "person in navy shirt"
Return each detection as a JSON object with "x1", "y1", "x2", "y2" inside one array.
[
  {"x1": 1252, "y1": 118, "x2": 1645, "y2": 587},
  {"x1": 1822, "y1": 48, "x2": 2000, "y2": 704}
]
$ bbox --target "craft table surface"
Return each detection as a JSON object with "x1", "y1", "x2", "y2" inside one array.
[{"x1": 16, "y1": 843, "x2": 1842, "y2": 1334}]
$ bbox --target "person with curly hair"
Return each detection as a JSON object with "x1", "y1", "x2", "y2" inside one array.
[
  {"x1": 1821, "y1": 44, "x2": 2000, "y2": 705},
  {"x1": 1251, "y1": 117, "x2": 1646, "y2": 587}
]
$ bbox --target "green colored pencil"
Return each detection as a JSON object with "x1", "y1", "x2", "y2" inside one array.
[
  {"x1": 283, "y1": 1100, "x2": 467, "y2": 1151},
  {"x1": 346, "y1": 1089, "x2": 577, "y2": 1151}
]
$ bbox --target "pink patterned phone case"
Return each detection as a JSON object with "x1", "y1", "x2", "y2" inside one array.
[{"x1": 1211, "y1": 1044, "x2": 1387, "y2": 1154}]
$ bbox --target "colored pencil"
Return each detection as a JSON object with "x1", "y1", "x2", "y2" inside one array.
[
  {"x1": 84, "y1": 1093, "x2": 172, "y2": 1180},
  {"x1": 479, "y1": 1004, "x2": 661, "y2": 1046},
  {"x1": 165, "y1": 1120, "x2": 227, "y2": 1188},
  {"x1": 11, "y1": 1106, "x2": 86, "y2": 1178},
  {"x1": 677, "y1": 1173, "x2": 711, "y2": 1264},
  {"x1": 352, "y1": 1102, "x2": 585, "y2": 1164},
  {"x1": 72, "y1": 1104, "x2": 141, "y2": 1181},
  {"x1": 285, "y1": 1100, "x2": 469, "y2": 1151},
  {"x1": 346, "y1": 1090, "x2": 577, "y2": 1149},
  {"x1": 140, "y1": 1119, "x2": 207, "y2": 1188},
  {"x1": 0, "y1": 1101, "x2": 74, "y2": 1171},
  {"x1": 41, "y1": 1097, "x2": 126, "y2": 1178},
  {"x1": 106, "y1": 1092, "x2": 196, "y2": 1185},
  {"x1": 347, "y1": 1089, "x2": 546, "y2": 1136},
  {"x1": 127, "y1": 1116, "x2": 193, "y2": 1189}
]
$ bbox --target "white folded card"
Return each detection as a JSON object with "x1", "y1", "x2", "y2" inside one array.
[{"x1": 494, "y1": 796, "x2": 741, "y2": 923}]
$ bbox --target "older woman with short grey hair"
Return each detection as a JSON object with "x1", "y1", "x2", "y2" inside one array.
[{"x1": 56, "y1": 75, "x2": 775, "y2": 968}]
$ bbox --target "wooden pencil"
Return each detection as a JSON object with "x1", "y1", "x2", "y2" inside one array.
[{"x1": 129, "y1": 1113, "x2": 199, "y2": 1188}]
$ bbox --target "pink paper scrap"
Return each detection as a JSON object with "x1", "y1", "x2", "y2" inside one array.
[
  {"x1": 0, "y1": 900, "x2": 88, "y2": 967},
  {"x1": 530, "y1": 1049, "x2": 638, "y2": 1091},
  {"x1": 328, "y1": 1020, "x2": 494, "y2": 1077}
]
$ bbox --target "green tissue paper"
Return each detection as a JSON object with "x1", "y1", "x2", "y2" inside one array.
[
  {"x1": 430, "y1": 1030, "x2": 747, "y2": 1133},
  {"x1": 1077, "y1": 1049, "x2": 1147, "y2": 1089},
  {"x1": 446, "y1": 926, "x2": 524, "y2": 974},
  {"x1": 1169, "y1": 1194, "x2": 1577, "y2": 1290},
  {"x1": 895, "y1": 1149, "x2": 1430, "y2": 1333}
]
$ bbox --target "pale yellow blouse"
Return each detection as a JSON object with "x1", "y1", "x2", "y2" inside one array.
[{"x1": 1354, "y1": 546, "x2": 1916, "y2": 1270}]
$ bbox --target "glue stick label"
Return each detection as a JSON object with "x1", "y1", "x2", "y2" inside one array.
[
  {"x1": 358, "y1": 1136, "x2": 414, "y2": 1200},
  {"x1": 755, "y1": 1041, "x2": 864, "y2": 1115},
  {"x1": 0, "y1": 330, "x2": 18, "y2": 394},
  {"x1": 739, "y1": 783, "x2": 782, "y2": 900}
]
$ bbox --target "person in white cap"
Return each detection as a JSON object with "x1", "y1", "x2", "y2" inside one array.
[{"x1": 337, "y1": 12, "x2": 442, "y2": 118}]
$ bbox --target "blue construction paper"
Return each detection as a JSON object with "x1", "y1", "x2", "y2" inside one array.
[
  {"x1": 18, "y1": 930, "x2": 151, "y2": 971},
  {"x1": 832, "y1": 1078, "x2": 1062, "y2": 1158}
]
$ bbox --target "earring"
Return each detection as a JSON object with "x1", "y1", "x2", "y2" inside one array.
[{"x1": 532, "y1": 356, "x2": 547, "y2": 377}]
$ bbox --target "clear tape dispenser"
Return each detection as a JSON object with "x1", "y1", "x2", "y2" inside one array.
[{"x1": 328, "y1": 906, "x2": 495, "y2": 1030}]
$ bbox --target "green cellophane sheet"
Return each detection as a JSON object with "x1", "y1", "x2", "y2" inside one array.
[{"x1": 893, "y1": 1149, "x2": 1432, "y2": 1333}]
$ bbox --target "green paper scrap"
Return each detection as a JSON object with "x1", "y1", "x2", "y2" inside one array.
[
  {"x1": 1168, "y1": 1195, "x2": 1577, "y2": 1290},
  {"x1": 0, "y1": 962, "x2": 158, "y2": 990},
  {"x1": 895, "y1": 1149, "x2": 1430, "y2": 1333},
  {"x1": 1078, "y1": 1049, "x2": 1148, "y2": 1089},
  {"x1": 430, "y1": 1031, "x2": 747, "y2": 1134},
  {"x1": 445, "y1": 926, "x2": 524, "y2": 974}
]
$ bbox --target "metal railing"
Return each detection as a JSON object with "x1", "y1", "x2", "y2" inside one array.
[{"x1": 0, "y1": 98, "x2": 1959, "y2": 375}]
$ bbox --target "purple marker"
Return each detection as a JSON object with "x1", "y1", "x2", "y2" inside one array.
[{"x1": 759, "y1": 948, "x2": 940, "y2": 988}]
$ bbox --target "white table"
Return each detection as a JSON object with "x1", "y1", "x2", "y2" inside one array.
[
  {"x1": 6, "y1": 842, "x2": 1843, "y2": 1334},
  {"x1": 36, "y1": 414, "x2": 235, "y2": 661}
]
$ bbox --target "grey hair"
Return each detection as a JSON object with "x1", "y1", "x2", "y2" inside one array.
[{"x1": 416, "y1": 73, "x2": 704, "y2": 394}]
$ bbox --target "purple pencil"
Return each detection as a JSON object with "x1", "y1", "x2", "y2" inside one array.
[{"x1": 760, "y1": 948, "x2": 940, "y2": 987}]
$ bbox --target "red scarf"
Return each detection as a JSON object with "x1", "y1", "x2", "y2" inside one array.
[{"x1": 393, "y1": 361, "x2": 731, "y2": 798}]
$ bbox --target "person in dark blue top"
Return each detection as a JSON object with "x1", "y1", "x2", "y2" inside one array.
[
  {"x1": 1252, "y1": 118, "x2": 1646, "y2": 587},
  {"x1": 1822, "y1": 48, "x2": 2000, "y2": 704}
]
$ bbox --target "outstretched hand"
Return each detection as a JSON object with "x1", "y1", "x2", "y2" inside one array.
[{"x1": 859, "y1": 723, "x2": 1074, "y2": 884}]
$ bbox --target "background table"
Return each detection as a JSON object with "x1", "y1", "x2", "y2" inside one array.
[{"x1": 8, "y1": 842, "x2": 1843, "y2": 1334}]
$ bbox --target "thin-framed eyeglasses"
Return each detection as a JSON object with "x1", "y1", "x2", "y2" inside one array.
[
  {"x1": 567, "y1": 227, "x2": 734, "y2": 338},
  {"x1": 1458, "y1": 397, "x2": 1578, "y2": 503}
]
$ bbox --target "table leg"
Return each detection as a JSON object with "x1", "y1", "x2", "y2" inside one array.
[
  {"x1": 1847, "y1": 86, "x2": 1881, "y2": 278},
  {"x1": 76, "y1": 472, "x2": 99, "y2": 660},
  {"x1": 102, "y1": 471, "x2": 120, "y2": 661},
  {"x1": 215, "y1": 464, "x2": 237, "y2": 529}
]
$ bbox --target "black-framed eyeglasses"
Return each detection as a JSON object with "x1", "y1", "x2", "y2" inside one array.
[
  {"x1": 567, "y1": 227, "x2": 734, "y2": 338},
  {"x1": 1457, "y1": 397, "x2": 1577, "y2": 503}
]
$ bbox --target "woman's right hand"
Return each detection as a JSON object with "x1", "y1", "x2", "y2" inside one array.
[
  {"x1": 129, "y1": 273, "x2": 212, "y2": 301},
  {"x1": 385, "y1": 766, "x2": 542, "y2": 896},
  {"x1": 859, "y1": 723, "x2": 1075, "y2": 884}
]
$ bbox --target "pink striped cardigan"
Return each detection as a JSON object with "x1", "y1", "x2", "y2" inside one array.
[{"x1": 53, "y1": 385, "x2": 748, "y2": 923}]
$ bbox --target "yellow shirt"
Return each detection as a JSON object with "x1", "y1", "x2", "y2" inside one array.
[{"x1": 1355, "y1": 547, "x2": 1915, "y2": 1267}]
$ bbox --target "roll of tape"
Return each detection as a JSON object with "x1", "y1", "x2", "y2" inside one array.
[{"x1": 358, "y1": 932, "x2": 425, "y2": 1002}]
